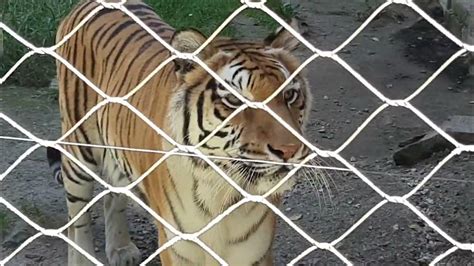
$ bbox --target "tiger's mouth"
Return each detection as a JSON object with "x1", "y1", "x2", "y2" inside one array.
[{"x1": 236, "y1": 163, "x2": 293, "y2": 184}]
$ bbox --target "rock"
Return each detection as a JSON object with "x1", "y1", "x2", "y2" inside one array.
[
  {"x1": 408, "y1": 223, "x2": 422, "y2": 231},
  {"x1": 288, "y1": 213, "x2": 303, "y2": 221},
  {"x1": 394, "y1": 115, "x2": 474, "y2": 165},
  {"x1": 25, "y1": 254, "x2": 44, "y2": 262}
]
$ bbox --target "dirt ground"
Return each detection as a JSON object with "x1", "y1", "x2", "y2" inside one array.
[{"x1": 1, "y1": 0, "x2": 473, "y2": 265}]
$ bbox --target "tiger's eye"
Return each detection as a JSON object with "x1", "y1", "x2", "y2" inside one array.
[
  {"x1": 222, "y1": 94, "x2": 242, "y2": 109},
  {"x1": 284, "y1": 89, "x2": 299, "y2": 104}
]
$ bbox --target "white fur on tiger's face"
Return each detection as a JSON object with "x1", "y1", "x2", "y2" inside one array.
[{"x1": 166, "y1": 40, "x2": 312, "y2": 197}]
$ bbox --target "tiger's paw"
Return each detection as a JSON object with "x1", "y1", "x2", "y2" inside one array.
[{"x1": 107, "y1": 242, "x2": 141, "y2": 266}]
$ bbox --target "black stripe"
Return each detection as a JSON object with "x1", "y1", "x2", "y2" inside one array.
[
  {"x1": 200, "y1": 141, "x2": 219, "y2": 150},
  {"x1": 162, "y1": 186, "x2": 184, "y2": 231},
  {"x1": 223, "y1": 139, "x2": 232, "y2": 150},
  {"x1": 170, "y1": 246, "x2": 193, "y2": 264},
  {"x1": 252, "y1": 243, "x2": 272, "y2": 266},
  {"x1": 69, "y1": 161, "x2": 95, "y2": 182},
  {"x1": 103, "y1": 20, "x2": 136, "y2": 49},
  {"x1": 230, "y1": 59, "x2": 245, "y2": 69},
  {"x1": 111, "y1": 29, "x2": 142, "y2": 68},
  {"x1": 232, "y1": 128, "x2": 243, "y2": 146},
  {"x1": 196, "y1": 90, "x2": 207, "y2": 133},
  {"x1": 113, "y1": 48, "x2": 145, "y2": 93},
  {"x1": 136, "y1": 38, "x2": 156, "y2": 55},
  {"x1": 128, "y1": 10, "x2": 154, "y2": 17},
  {"x1": 229, "y1": 208, "x2": 269, "y2": 244},
  {"x1": 74, "y1": 222, "x2": 89, "y2": 228},
  {"x1": 62, "y1": 166, "x2": 82, "y2": 185},
  {"x1": 90, "y1": 23, "x2": 106, "y2": 47},
  {"x1": 263, "y1": 64, "x2": 282, "y2": 72},
  {"x1": 192, "y1": 179, "x2": 212, "y2": 217},
  {"x1": 104, "y1": 27, "x2": 144, "y2": 96},
  {"x1": 206, "y1": 79, "x2": 216, "y2": 91},
  {"x1": 67, "y1": 192, "x2": 90, "y2": 203},
  {"x1": 125, "y1": 4, "x2": 155, "y2": 13},
  {"x1": 95, "y1": 22, "x2": 118, "y2": 51},
  {"x1": 168, "y1": 176, "x2": 184, "y2": 209},
  {"x1": 147, "y1": 21, "x2": 165, "y2": 28},
  {"x1": 136, "y1": 48, "x2": 168, "y2": 80},
  {"x1": 182, "y1": 89, "x2": 192, "y2": 145},
  {"x1": 232, "y1": 66, "x2": 258, "y2": 80},
  {"x1": 69, "y1": 1, "x2": 96, "y2": 33},
  {"x1": 213, "y1": 107, "x2": 227, "y2": 121},
  {"x1": 210, "y1": 86, "x2": 220, "y2": 102},
  {"x1": 213, "y1": 130, "x2": 229, "y2": 138},
  {"x1": 246, "y1": 72, "x2": 253, "y2": 88},
  {"x1": 86, "y1": 8, "x2": 117, "y2": 31},
  {"x1": 238, "y1": 76, "x2": 244, "y2": 90}
]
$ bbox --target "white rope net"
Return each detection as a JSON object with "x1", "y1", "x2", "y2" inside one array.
[{"x1": 0, "y1": 0, "x2": 473, "y2": 265}]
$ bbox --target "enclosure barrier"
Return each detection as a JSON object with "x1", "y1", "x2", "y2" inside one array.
[{"x1": 1, "y1": 0, "x2": 473, "y2": 265}]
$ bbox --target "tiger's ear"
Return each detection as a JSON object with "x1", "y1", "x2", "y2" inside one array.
[
  {"x1": 171, "y1": 29, "x2": 215, "y2": 74},
  {"x1": 264, "y1": 19, "x2": 300, "y2": 51}
]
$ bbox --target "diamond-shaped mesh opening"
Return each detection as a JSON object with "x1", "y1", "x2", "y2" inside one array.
[
  {"x1": 273, "y1": 216, "x2": 315, "y2": 264},
  {"x1": 1, "y1": 0, "x2": 473, "y2": 264},
  {"x1": 0, "y1": 147, "x2": 67, "y2": 226},
  {"x1": 0, "y1": 85, "x2": 60, "y2": 143},
  {"x1": 409, "y1": 53, "x2": 473, "y2": 129},
  {"x1": 339, "y1": 4, "x2": 465, "y2": 99},
  {"x1": 410, "y1": 153, "x2": 474, "y2": 243},
  {"x1": 304, "y1": 57, "x2": 383, "y2": 150},
  {"x1": 338, "y1": 107, "x2": 452, "y2": 195},
  {"x1": 0, "y1": 51, "x2": 56, "y2": 87},
  {"x1": 2, "y1": 235, "x2": 69, "y2": 265},
  {"x1": 436, "y1": 249, "x2": 474, "y2": 265},
  {"x1": 336, "y1": 203, "x2": 452, "y2": 264},
  {"x1": 395, "y1": 19, "x2": 470, "y2": 82},
  {"x1": 1, "y1": 205, "x2": 36, "y2": 261}
]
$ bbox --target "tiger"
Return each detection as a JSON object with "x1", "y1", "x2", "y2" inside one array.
[{"x1": 49, "y1": 0, "x2": 313, "y2": 265}]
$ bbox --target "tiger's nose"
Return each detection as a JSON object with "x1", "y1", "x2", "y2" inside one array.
[{"x1": 267, "y1": 144, "x2": 300, "y2": 161}]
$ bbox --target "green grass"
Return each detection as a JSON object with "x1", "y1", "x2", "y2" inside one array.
[
  {"x1": 0, "y1": 210, "x2": 11, "y2": 234},
  {"x1": 1, "y1": 0, "x2": 293, "y2": 87},
  {"x1": 20, "y1": 202, "x2": 47, "y2": 225},
  {"x1": 1, "y1": 0, "x2": 78, "y2": 86}
]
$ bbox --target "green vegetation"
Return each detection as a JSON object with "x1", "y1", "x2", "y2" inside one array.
[
  {"x1": 1, "y1": 0, "x2": 78, "y2": 86},
  {"x1": 0, "y1": 0, "x2": 293, "y2": 87},
  {"x1": 20, "y1": 202, "x2": 47, "y2": 225},
  {"x1": 0, "y1": 210, "x2": 11, "y2": 234}
]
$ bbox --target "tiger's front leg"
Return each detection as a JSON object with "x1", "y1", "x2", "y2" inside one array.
[
  {"x1": 104, "y1": 192, "x2": 141, "y2": 266},
  {"x1": 62, "y1": 159, "x2": 96, "y2": 266}
]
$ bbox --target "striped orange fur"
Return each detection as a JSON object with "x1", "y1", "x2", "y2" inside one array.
[{"x1": 53, "y1": 0, "x2": 312, "y2": 265}]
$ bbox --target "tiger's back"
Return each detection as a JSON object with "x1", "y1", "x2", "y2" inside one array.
[{"x1": 56, "y1": 0, "x2": 176, "y2": 180}]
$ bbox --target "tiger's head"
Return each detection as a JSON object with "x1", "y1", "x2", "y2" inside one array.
[{"x1": 168, "y1": 22, "x2": 312, "y2": 196}]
